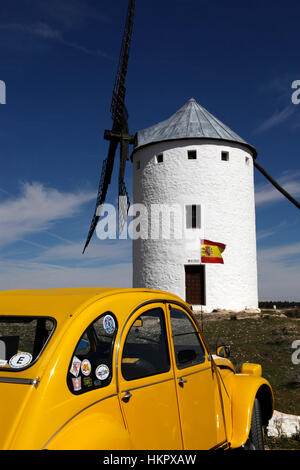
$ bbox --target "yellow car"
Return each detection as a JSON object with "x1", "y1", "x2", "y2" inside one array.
[{"x1": 0, "y1": 287, "x2": 273, "y2": 450}]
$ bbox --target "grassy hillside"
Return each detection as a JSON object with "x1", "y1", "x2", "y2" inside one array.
[{"x1": 195, "y1": 308, "x2": 300, "y2": 450}]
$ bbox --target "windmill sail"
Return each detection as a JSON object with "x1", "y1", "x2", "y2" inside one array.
[
  {"x1": 83, "y1": 0, "x2": 135, "y2": 253},
  {"x1": 82, "y1": 140, "x2": 118, "y2": 254}
]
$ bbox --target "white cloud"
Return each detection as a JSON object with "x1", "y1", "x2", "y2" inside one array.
[
  {"x1": 0, "y1": 22, "x2": 62, "y2": 39},
  {"x1": 0, "y1": 182, "x2": 94, "y2": 247},
  {"x1": 256, "y1": 222, "x2": 285, "y2": 240},
  {"x1": 257, "y1": 242, "x2": 300, "y2": 301},
  {"x1": 30, "y1": 23, "x2": 63, "y2": 40},
  {"x1": 258, "y1": 241, "x2": 300, "y2": 261},
  {"x1": 0, "y1": 22, "x2": 111, "y2": 58},
  {"x1": 34, "y1": 239, "x2": 132, "y2": 264},
  {"x1": 35, "y1": 0, "x2": 111, "y2": 30},
  {"x1": 254, "y1": 105, "x2": 295, "y2": 134},
  {"x1": 255, "y1": 170, "x2": 300, "y2": 206},
  {"x1": 0, "y1": 181, "x2": 133, "y2": 291},
  {"x1": 0, "y1": 260, "x2": 132, "y2": 291}
]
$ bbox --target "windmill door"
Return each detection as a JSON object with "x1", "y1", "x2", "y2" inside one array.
[{"x1": 185, "y1": 265, "x2": 205, "y2": 305}]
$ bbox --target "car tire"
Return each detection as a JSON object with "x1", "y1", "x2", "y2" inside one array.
[{"x1": 243, "y1": 398, "x2": 264, "y2": 450}]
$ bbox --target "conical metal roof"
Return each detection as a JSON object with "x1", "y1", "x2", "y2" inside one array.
[{"x1": 135, "y1": 98, "x2": 257, "y2": 157}]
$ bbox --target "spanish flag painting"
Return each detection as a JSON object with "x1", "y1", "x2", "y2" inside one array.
[{"x1": 201, "y1": 239, "x2": 226, "y2": 264}]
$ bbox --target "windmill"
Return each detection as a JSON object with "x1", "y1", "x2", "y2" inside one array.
[
  {"x1": 83, "y1": 0, "x2": 299, "y2": 255},
  {"x1": 82, "y1": 0, "x2": 135, "y2": 254}
]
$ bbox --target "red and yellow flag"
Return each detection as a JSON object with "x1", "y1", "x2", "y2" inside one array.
[{"x1": 201, "y1": 239, "x2": 226, "y2": 264}]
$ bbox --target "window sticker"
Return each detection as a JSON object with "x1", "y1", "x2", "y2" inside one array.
[
  {"x1": 72, "y1": 376, "x2": 82, "y2": 392},
  {"x1": 69, "y1": 356, "x2": 81, "y2": 377},
  {"x1": 95, "y1": 364, "x2": 110, "y2": 381},
  {"x1": 103, "y1": 315, "x2": 115, "y2": 335},
  {"x1": 83, "y1": 377, "x2": 93, "y2": 388},
  {"x1": 81, "y1": 359, "x2": 92, "y2": 376},
  {"x1": 9, "y1": 352, "x2": 32, "y2": 369}
]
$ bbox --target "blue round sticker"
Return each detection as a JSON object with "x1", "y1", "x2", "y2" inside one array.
[{"x1": 103, "y1": 315, "x2": 115, "y2": 335}]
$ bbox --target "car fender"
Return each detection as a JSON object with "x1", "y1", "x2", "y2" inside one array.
[
  {"x1": 228, "y1": 373, "x2": 274, "y2": 449},
  {"x1": 44, "y1": 410, "x2": 132, "y2": 450}
]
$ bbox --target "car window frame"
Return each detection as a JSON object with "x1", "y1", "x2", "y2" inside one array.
[
  {"x1": 120, "y1": 305, "x2": 171, "y2": 382},
  {"x1": 67, "y1": 311, "x2": 118, "y2": 395},
  {"x1": 168, "y1": 305, "x2": 207, "y2": 370}
]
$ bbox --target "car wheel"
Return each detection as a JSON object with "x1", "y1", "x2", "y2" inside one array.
[{"x1": 243, "y1": 398, "x2": 264, "y2": 450}]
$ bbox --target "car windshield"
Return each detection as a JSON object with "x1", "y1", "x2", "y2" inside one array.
[{"x1": 0, "y1": 316, "x2": 56, "y2": 371}]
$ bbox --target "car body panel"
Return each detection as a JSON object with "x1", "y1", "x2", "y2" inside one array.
[
  {"x1": 0, "y1": 288, "x2": 274, "y2": 450},
  {"x1": 224, "y1": 373, "x2": 274, "y2": 448},
  {"x1": 117, "y1": 302, "x2": 183, "y2": 450},
  {"x1": 44, "y1": 395, "x2": 130, "y2": 450},
  {"x1": 166, "y1": 303, "x2": 226, "y2": 450},
  {"x1": 0, "y1": 382, "x2": 34, "y2": 449}
]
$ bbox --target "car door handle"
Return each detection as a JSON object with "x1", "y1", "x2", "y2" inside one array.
[
  {"x1": 122, "y1": 391, "x2": 132, "y2": 402},
  {"x1": 178, "y1": 377, "x2": 187, "y2": 387}
]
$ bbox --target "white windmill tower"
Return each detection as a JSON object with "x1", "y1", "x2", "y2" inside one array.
[{"x1": 131, "y1": 98, "x2": 259, "y2": 313}]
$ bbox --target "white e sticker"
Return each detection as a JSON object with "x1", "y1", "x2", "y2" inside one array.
[
  {"x1": 9, "y1": 352, "x2": 32, "y2": 369},
  {"x1": 95, "y1": 364, "x2": 110, "y2": 381}
]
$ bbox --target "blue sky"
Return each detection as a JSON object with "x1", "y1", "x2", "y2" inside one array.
[{"x1": 0, "y1": 0, "x2": 299, "y2": 300}]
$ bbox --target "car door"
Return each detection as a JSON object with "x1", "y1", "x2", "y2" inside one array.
[
  {"x1": 117, "y1": 304, "x2": 183, "y2": 450},
  {"x1": 168, "y1": 304, "x2": 227, "y2": 450}
]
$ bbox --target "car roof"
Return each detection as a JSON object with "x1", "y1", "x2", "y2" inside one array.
[{"x1": 0, "y1": 287, "x2": 184, "y2": 323}]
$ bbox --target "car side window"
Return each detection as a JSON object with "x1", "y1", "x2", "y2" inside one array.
[
  {"x1": 121, "y1": 307, "x2": 170, "y2": 381},
  {"x1": 170, "y1": 308, "x2": 206, "y2": 369},
  {"x1": 67, "y1": 312, "x2": 117, "y2": 395}
]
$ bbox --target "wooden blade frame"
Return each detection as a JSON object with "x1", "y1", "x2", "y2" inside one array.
[{"x1": 83, "y1": 0, "x2": 135, "y2": 253}]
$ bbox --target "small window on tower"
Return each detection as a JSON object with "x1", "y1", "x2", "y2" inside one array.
[
  {"x1": 245, "y1": 157, "x2": 250, "y2": 166},
  {"x1": 221, "y1": 151, "x2": 229, "y2": 161},
  {"x1": 136, "y1": 160, "x2": 140, "y2": 170},
  {"x1": 186, "y1": 205, "x2": 201, "y2": 229},
  {"x1": 156, "y1": 153, "x2": 164, "y2": 164},
  {"x1": 188, "y1": 150, "x2": 197, "y2": 160}
]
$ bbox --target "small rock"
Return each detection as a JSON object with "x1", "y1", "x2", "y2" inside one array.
[{"x1": 267, "y1": 410, "x2": 300, "y2": 438}]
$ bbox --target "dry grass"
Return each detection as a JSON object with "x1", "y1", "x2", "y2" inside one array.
[{"x1": 195, "y1": 308, "x2": 300, "y2": 450}]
